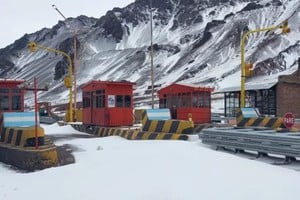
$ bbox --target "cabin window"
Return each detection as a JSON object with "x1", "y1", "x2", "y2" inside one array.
[
  {"x1": 192, "y1": 92, "x2": 211, "y2": 108},
  {"x1": 261, "y1": 89, "x2": 276, "y2": 116},
  {"x1": 124, "y1": 95, "x2": 131, "y2": 107},
  {"x1": 0, "y1": 88, "x2": 9, "y2": 93},
  {"x1": 0, "y1": 88, "x2": 9, "y2": 111},
  {"x1": 159, "y1": 94, "x2": 167, "y2": 108},
  {"x1": 83, "y1": 92, "x2": 91, "y2": 108},
  {"x1": 171, "y1": 95, "x2": 177, "y2": 107},
  {"x1": 204, "y1": 92, "x2": 211, "y2": 107},
  {"x1": 181, "y1": 93, "x2": 191, "y2": 107},
  {"x1": 225, "y1": 92, "x2": 239, "y2": 117},
  {"x1": 116, "y1": 95, "x2": 123, "y2": 107},
  {"x1": 177, "y1": 94, "x2": 182, "y2": 108},
  {"x1": 95, "y1": 89, "x2": 105, "y2": 108},
  {"x1": 224, "y1": 89, "x2": 276, "y2": 117},
  {"x1": 11, "y1": 88, "x2": 21, "y2": 94},
  {"x1": 12, "y1": 95, "x2": 21, "y2": 110},
  {"x1": 181, "y1": 93, "x2": 186, "y2": 107},
  {"x1": 0, "y1": 95, "x2": 9, "y2": 111},
  {"x1": 166, "y1": 94, "x2": 172, "y2": 108}
]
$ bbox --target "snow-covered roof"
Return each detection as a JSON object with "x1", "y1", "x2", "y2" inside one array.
[
  {"x1": 216, "y1": 60, "x2": 299, "y2": 94},
  {"x1": 0, "y1": 78, "x2": 25, "y2": 82},
  {"x1": 157, "y1": 82, "x2": 214, "y2": 94},
  {"x1": 217, "y1": 81, "x2": 277, "y2": 93},
  {"x1": 216, "y1": 73, "x2": 280, "y2": 93}
]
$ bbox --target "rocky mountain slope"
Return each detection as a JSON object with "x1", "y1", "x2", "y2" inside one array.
[{"x1": 0, "y1": 0, "x2": 300, "y2": 107}]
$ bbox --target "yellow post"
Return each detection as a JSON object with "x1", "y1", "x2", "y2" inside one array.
[
  {"x1": 28, "y1": 41, "x2": 74, "y2": 122},
  {"x1": 240, "y1": 24, "x2": 283, "y2": 108},
  {"x1": 52, "y1": 4, "x2": 78, "y2": 121}
]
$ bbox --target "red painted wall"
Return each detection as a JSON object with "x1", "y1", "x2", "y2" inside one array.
[{"x1": 81, "y1": 81, "x2": 134, "y2": 126}]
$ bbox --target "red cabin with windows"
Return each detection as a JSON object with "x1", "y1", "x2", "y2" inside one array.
[
  {"x1": 0, "y1": 79, "x2": 25, "y2": 113},
  {"x1": 157, "y1": 83, "x2": 213, "y2": 124},
  {"x1": 81, "y1": 80, "x2": 134, "y2": 127}
]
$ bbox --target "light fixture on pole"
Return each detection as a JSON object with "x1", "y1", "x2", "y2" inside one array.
[
  {"x1": 52, "y1": 4, "x2": 78, "y2": 121},
  {"x1": 28, "y1": 41, "x2": 74, "y2": 122},
  {"x1": 240, "y1": 20, "x2": 290, "y2": 108},
  {"x1": 149, "y1": 0, "x2": 154, "y2": 109}
]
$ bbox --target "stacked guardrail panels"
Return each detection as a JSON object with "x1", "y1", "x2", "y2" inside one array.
[{"x1": 201, "y1": 127, "x2": 300, "y2": 158}]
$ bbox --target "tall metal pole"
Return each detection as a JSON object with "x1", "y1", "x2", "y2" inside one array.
[
  {"x1": 52, "y1": 4, "x2": 77, "y2": 121},
  {"x1": 149, "y1": 0, "x2": 154, "y2": 109},
  {"x1": 28, "y1": 41, "x2": 74, "y2": 122},
  {"x1": 73, "y1": 30, "x2": 77, "y2": 119},
  {"x1": 240, "y1": 25, "x2": 279, "y2": 108},
  {"x1": 34, "y1": 77, "x2": 39, "y2": 149}
]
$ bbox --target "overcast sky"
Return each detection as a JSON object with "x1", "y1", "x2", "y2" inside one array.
[{"x1": 0, "y1": 0, "x2": 135, "y2": 48}]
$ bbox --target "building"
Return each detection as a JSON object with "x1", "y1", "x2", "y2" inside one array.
[
  {"x1": 157, "y1": 83, "x2": 213, "y2": 123},
  {"x1": 0, "y1": 79, "x2": 25, "y2": 113},
  {"x1": 81, "y1": 80, "x2": 134, "y2": 126},
  {"x1": 218, "y1": 58, "x2": 300, "y2": 118}
]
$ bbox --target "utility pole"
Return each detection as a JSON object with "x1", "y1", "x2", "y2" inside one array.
[
  {"x1": 52, "y1": 4, "x2": 78, "y2": 121},
  {"x1": 240, "y1": 20, "x2": 290, "y2": 108},
  {"x1": 28, "y1": 41, "x2": 74, "y2": 122},
  {"x1": 149, "y1": 0, "x2": 154, "y2": 109}
]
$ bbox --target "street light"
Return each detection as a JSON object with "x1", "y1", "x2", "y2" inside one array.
[
  {"x1": 28, "y1": 41, "x2": 74, "y2": 122},
  {"x1": 240, "y1": 20, "x2": 290, "y2": 108},
  {"x1": 52, "y1": 4, "x2": 78, "y2": 121},
  {"x1": 149, "y1": 0, "x2": 154, "y2": 109}
]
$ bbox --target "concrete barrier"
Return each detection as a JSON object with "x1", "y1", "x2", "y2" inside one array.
[
  {"x1": 142, "y1": 109, "x2": 194, "y2": 134},
  {"x1": 193, "y1": 123, "x2": 213, "y2": 133},
  {"x1": 71, "y1": 125, "x2": 189, "y2": 141},
  {"x1": 236, "y1": 108, "x2": 285, "y2": 129},
  {"x1": 0, "y1": 126, "x2": 45, "y2": 147},
  {"x1": 0, "y1": 125, "x2": 58, "y2": 171}
]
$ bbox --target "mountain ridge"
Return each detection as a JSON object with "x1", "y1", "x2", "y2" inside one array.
[{"x1": 0, "y1": 0, "x2": 299, "y2": 107}]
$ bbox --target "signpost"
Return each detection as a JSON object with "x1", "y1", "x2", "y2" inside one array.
[{"x1": 283, "y1": 112, "x2": 295, "y2": 129}]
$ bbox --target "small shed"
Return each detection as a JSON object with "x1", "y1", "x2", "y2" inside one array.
[
  {"x1": 157, "y1": 83, "x2": 213, "y2": 123},
  {"x1": 81, "y1": 80, "x2": 134, "y2": 127},
  {"x1": 0, "y1": 79, "x2": 25, "y2": 113}
]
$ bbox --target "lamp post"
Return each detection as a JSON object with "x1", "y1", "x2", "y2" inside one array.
[
  {"x1": 240, "y1": 20, "x2": 290, "y2": 108},
  {"x1": 52, "y1": 4, "x2": 78, "y2": 121},
  {"x1": 28, "y1": 41, "x2": 74, "y2": 122},
  {"x1": 149, "y1": 0, "x2": 154, "y2": 109}
]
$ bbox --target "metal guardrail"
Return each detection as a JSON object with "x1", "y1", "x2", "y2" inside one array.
[
  {"x1": 201, "y1": 127, "x2": 300, "y2": 159},
  {"x1": 211, "y1": 114, "x2": 235, "y2": 124}
]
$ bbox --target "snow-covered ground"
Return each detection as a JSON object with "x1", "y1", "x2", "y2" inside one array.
[{"x1": 1, "y1": 123, "x2": 300, "y2": 200}]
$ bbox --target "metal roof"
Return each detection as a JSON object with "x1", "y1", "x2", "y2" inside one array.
[{"x1": 216, "y1": 80, "x2": 277, "y2": 93}]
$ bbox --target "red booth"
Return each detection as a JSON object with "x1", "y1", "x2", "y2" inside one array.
[
  {"x1": 0, "y1": 79, "x2": 25, "y2": 113},
  {"x1": 81, "y1": 80, "x2": 134, "y2": 127},
  {"x1": 158, "y1": 83, "x2": 213, "y2": 124}
]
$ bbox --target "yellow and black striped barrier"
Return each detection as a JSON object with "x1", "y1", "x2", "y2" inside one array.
[
  {"x1": 193, "y1": 123, "x2": 213, "y2": 133},
  {"x1": 92, "y1": 127, "x2": 189, "y2": 140},
  {"x1": 0, "y1": 126, "x2": 58, "y2": 171},
  {"x1": 127, "y1": 131, "x2": 188, "y2": 140},
  {"x1": 0, "y1": 126, "x2": 45, "y2": 147},
  {"x1": 141, "y1": 110, "x2": 194, "y2": 134},
  {"x1": 71, "y1": 125, "x2": 189, "y2": 141},
  {"x1": 70, "y1": 109, "x2": 194, "y2": 141},
  {"x1": 72, "y1": 124, "x2": 86, "y2": 132},
  {"x1": 236, "y1": 109, "x2": 285, "y2": 129}
]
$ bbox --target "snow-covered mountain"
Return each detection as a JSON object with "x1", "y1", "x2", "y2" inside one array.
[{"x1": 0, "y1": 0, "x2": 300, "y2": 107}]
